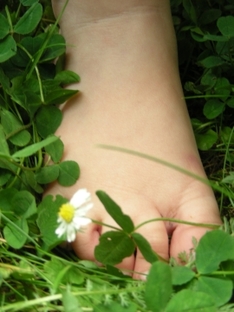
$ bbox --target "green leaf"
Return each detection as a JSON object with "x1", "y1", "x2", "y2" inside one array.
[
  {"x1": 44, "y1": 258, "x2": 67, "y2": 283},
  {"x1": 14, "y1": 3, "x2": 43, "y2": 35},
  {"x1": 217, "y1": 16, "x2": 234, "y2": 37},
  {"x1": 1, "y1": 109, "x2": 31, "y2": 146},
  {"x1": 0, "y1": 67, "x2": 10, "y2": 90},
  {"x1": 37, "y1": 195, "x2": 67, "y2": 249},
  {"x1": 44, "y1": 88, "x2": 78, "y2": 105},
  {"x1": 62, "y1": 288, "x2": 82, "y2": 312},
  {"x1": 195, "y1": 129, "x2": 218, "y2": 151},
  {"x1": 145, "y1": 261, "x2": 172, "y2": 312},
  {"x1": 0, "y1": 125, "x2": 9, "y2": 155},
  {"x1": 200, "y1": 70, "x2": 216, "y2": 88},
  {"x1": 3, "y1": 219, "x2": 29, "y2": 249},
  {"x1": 222, "y1": 172, "x2": 234, "y2": 184},
  {"x1": 165, "y1": 289, "x2": 216, "y2": 312},
  {"x1": 24, "y1": 91, "x2": 42, "y2": 118},
  {"x1": 132, "y1": 232, "x2": 158, "y2": 263},
  {"x1": 35, "y1": 165, "x2": 60, "y2": 184},
  {"x1": 214, "y1": 77, "x2": 231, "y2": 100},
  {"x1": 183, "y1": 0, "x2": 197, "y2": 24},
  {"x1": 203, "y1": 33, "x2": 227, "y2": 42},
  {"x1": 55, "y1": 70, "x2": 80, "y2": 85},
  {"x1": 9, "y1": 77, "x2": 42, "y2": 117},
  {"x1": 96, "y1": 191, "x2": 135, "y2": 233},
  {"x1": 94, "y1": 231, "x2": 135, "y2": 265},
  {"x1": 1, "y1": 109, "x2": 21, "y2": 132},
  {"x1": 106, "y1": 264, "x2": 126, "y2": 278},
  {"x1": 0, "y1": 188, "x2": 18, "y2": 218},
  {"x1": 227, "y1": 98, "x2": 234, "y2": 108},
  {"x1": 12, "y1": 135, "x2": 58, "y2": 159},
  {"x1": 44, "y1": 258, "x2": 84, "y2": 286},
  {"x1": 220, "y1": 127, "x2": 234, "y2": 144},
  {"x1": 12, "y1": 36, "x2": 43, "y2": 67},
  {"x1": 0, "y1": 155, "x2": 17, "y2": 172},
  {"x1": 11, "y1": 190, "x2": 37, "y2": 219},
  {"x1": 196, "y1": 230, "x2": 234, "y2": 274},
  {"x1": 20, "y1": 0, "x2": 39, "y2": 6},
  {"x1": 203, "y1": 99, "x2": 225, "y2": 119},
  {"x1": 42, "y1": 79, "x2": 61, "y2": 94},
  {"x1": 193, "y1": 276, "x2": 233, "y2": 307},
  {"x1": 190, "y1": 28, "x2": 206, "y2": 42},
  {"x1": 0, "y1": 13, "x2": 10, "y2": 39},
  {"x1": 40, "y1": 34, "x2": 66, "y2": 62},
  {"x1": 171, "y1": 266, "x2": 195, "y2": 285},
  {"x1": 79, "y1": 260, "x2": 99, "y2": 269},
  {"x1": 0, "y1": 267, "x2": 11, "y2": 286},
  {"x1": 0, "y1": 35, "x2": 17, "y2": 63},
  {"x1": 44, "y1": 137, "x2": 64, "y2": 162},
  {"x1": 65, "y1": 267, "x2": 85, "y2": 285},
  {"x1": 0, "y1": 169, "x2": 11, "y2": 187},
  {"x1": 9, "y1": 130, "x2": 31, "y2": 147},
  {"x1": 35, "y1": 106, "x2": 62, "y2": 138},
  {"x1": 21, "y1": 170, "x2": 44, "y2": 194},
  {"x1": 199, "y1": 9, "x2": 221, "y2": 26},
  {"x1": 94, "y1": 303, "x2": 137, "y2": 312},
  {"x1": 199, "y1": 56, "x2": 225, "y2": 68},
  {"x1": 58, "y1": 161, "x2": 80, "y2": 186},
  {"x1": 216, "y1": 39, "x2": 234, "y2": 58}
]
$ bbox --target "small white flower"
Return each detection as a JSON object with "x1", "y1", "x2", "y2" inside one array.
[{"x1": 55, "y1": 189, "x2": 93, "y2": 242}]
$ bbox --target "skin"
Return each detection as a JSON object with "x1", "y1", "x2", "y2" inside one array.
[{"x1": 49, "y1": 0, "x2": 222, "y2": 279}]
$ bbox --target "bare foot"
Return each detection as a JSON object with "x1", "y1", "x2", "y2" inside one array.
[{"x1": 49, "y1": 0, "x2": 222, "y2": 278}]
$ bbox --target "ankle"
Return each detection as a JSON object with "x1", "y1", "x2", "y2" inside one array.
[
  {"x1": 55, "y1": 6, "x2": 178, "y2": 92},
  {"x1": 52, "y1": 0, "x2": 171, "y2": 27},
  {"x1": 53, "y1": 1, "x2": 175, "y2": 52}
]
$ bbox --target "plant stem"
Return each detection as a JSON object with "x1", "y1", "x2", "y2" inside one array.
[
  {"x1": 5, "y1": 6, "x2": 13, "y2": 34},
  {"x1": 98, "y1": 144, "x2": 233, "y2": 198},
  {"x1": 1, "y1": 286, "x2": 145, "y2": 312},
  {"x1": 135, "y1": 217, "x2": 220, "y2": 232}
]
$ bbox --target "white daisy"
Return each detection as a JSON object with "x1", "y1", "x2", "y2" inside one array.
[{"x1": 55, "y1": 189, "x2": 93, "y2": 242}]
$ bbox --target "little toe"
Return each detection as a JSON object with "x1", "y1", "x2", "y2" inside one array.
[{"x1": 169, "y1": 196, "x2": 222, "y2": 261}]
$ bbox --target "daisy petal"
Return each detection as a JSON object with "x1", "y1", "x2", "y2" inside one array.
[
  {"x1": 55, "y1": 222, "x2": 67, "y2": 237},
  {"x1": 75, "y1": 203, "x2": 93, "y2": 216},
  {"x1": 70, "y1": 189, "x2": 92, "y2": 207},
  {"x1": 73, "y1": 216, "x2": 91, "y2": 228},
  {"x1": 55, "y1": 188, "x2": 94, "y2": 242},
  {"x1": 66, "y1": 224, "x2": 76, "y2": 242}
]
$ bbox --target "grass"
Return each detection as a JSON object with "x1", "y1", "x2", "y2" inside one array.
[{"x1": 1, "y1": 0, "x2": 234, "y2": 311}]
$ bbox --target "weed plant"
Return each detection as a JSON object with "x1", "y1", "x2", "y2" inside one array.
[{"x1": 0, "y1": 0, "x2": 234, "y2": 311}]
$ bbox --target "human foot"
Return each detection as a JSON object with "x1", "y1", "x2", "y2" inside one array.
[{"x1": 49, "y1": 0, "x2": 222, "y2": 278}]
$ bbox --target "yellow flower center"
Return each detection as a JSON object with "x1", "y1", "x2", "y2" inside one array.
[{"x1": 58, "y1": 204, "x2": 75, "y2": 223}]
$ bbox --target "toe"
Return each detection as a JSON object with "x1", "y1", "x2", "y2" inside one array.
[
  {"x1": 71, "y1": 222, "x2": 100, "y2": 261},
  {"x1": 169, "y1": 194, "x2": 222, "y2": 261},
  {"x1": 170, "y1": 225, "x2": 209, "y2": 262},
  {"x1": 99, "y1": 217, "x2": 136, "y2": 273},
  {"x1": 132, "y1": 209, "x2": 169, "y2": 279}
]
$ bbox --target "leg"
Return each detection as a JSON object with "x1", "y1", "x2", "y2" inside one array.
[{"x1": 49, "y1": 0, "x2": 221, "y2": 278}]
